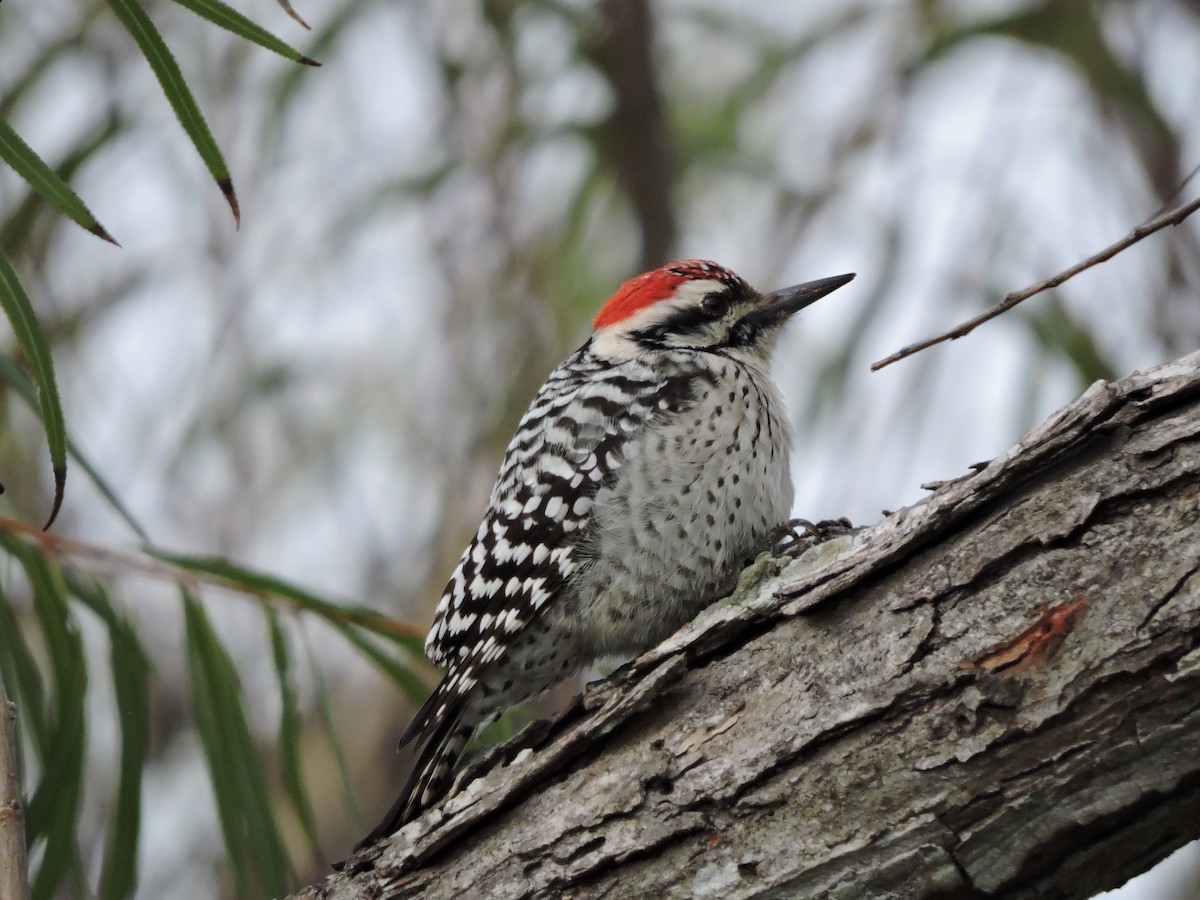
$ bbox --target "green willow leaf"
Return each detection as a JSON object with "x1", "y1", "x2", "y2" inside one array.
[
  {"x1": 12, "y1": 544, "x2": 87, "y2": 900},
  {"x1": 183, "y1": 591, "x2": 249, "y2": 896},
  {"x1": 0, "y1": 252, "x2": 67, "y2": 528},
  {"x1": 301, "y1": 631, "x2": 361, "y2": 827},
  {"x1": 267, "y1": 609, "x2": 322, "y2": 862},
  {"x1": 0, "y1": 576, "x2": 50, "y2": 762},
  {"x1": 103, "y1": 0, "x2": 240, "y2": 225},
  {"x1": 0, "y1": 118, "x2": 118, "y2": 244},
  {"x1": 0, "y1": 349, "x2": 148, "y2": 539},
  {"x1": 1, "y1": 115, "x2": 124, "y2": 253},
  {"x1": 67, "y1": 578, "x2": 151, "y2": 900},
  {"x1": 99, "y1": 616, "x2": 149, "y2": 900},
  {"x1": 335, "y1": 623, "x2": 428, "y2": 706},
  {"x1": 182, "y1": 589, "x2": 292, "y2": 898},
  {"x1": 168, "y1": 0, "x2": 319, "y2": 66},
  {"x1": 151, "y1": 549, "x2": 425, "y2": 652}
]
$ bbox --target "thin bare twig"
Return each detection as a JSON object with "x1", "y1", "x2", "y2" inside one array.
[
  {"x1": 871, "y1": 192, "x2": 1200, "y2": 371},
  {"x1": 0, "y1": 677, "x2": 31, "y2": 900}
]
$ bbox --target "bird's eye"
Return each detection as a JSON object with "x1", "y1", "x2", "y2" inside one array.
[{"x1": 700, "y1": 293, "x2": 728, "y2": 317}]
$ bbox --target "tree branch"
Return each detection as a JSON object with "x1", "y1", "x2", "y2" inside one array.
[
  {"x1": 0, "y1": 676, "x2": 30, "y2": 900},
  {"x1": 872, "y1": 194, "x2": 1200, "y2": 370},
  {"x1": 592, "y1": 0, "x2": 677, "y2": 271},
  {"x1": 302, "y1": 349, "x2": 1200, "y2": 899}
]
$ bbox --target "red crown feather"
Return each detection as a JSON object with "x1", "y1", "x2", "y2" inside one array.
[{"x1": 593, "y1": 259, "x2": 741, "y2": 330}]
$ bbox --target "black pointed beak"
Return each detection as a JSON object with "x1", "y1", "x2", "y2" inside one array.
[{"x1": 744, "y1": 273, "x2": 855, "y2": 326}]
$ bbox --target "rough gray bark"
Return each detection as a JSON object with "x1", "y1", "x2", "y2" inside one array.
[{"x1": 301, "y1": 350, "x2": 1200, "y2": 900}]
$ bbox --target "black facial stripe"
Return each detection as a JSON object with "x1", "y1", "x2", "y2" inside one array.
[
  {"x1": 665, "y1": 305, "x2": 723, "y2": 334},
  {"x1": 630, "y1": 325, "x2": 671, "y2": 348},
  {"x1": 723, "y1": 320, "x2": 758, "y2": 347},
  {"x1": 630, "y1": 307, "x2": 715, "y2": 347}
]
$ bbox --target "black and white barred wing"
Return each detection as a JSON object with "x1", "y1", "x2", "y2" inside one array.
[{"x1": 424, "y1": 348, "x2": 706, "y2": 671}]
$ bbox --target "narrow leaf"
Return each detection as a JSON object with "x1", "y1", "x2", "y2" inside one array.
[
  {"x1": 99, "y1": 617, "x2": 149, "y2": 900},
  {"x1": 103, "y1": 0, "x2": 241, "y2": 226},
  {"x1": 182, "y1": 589, "x2": 293, "y2": 897},
  {"x1": 0, "y1": 251, "x2": 66, "y2": 529},
  {"x1": 302, "y1": 631, "x2": 361, "y2": 826},
  {"x1": 0, "y1": 348, "x2": 148, "y2": 540},
  {"x1": 14, "y1": 545, "x2": 86, "y2": 900},
  {"x1": 0, "y1": 575, "x2": 50, "y2": 762},
  {"x1": 182, "y1": 591, "x2": 248, "y2": 897},
  {"x1": 151, "y1": 549, "x2": 425, "y2": 651},
  {"x1": 68, "y1": 579, "x2": 151, "y2": 900},
  {"x1": 169, "y1": 0, "x2": 319, "y2": 65},
  {"x1": 335, "y1": 623, "x2": 429, "y2": 706},
  {"x1": 1, "y1": 115, "x2": 124, "y2": 253},
  {"x1": 267, "y1": 609, "x2": 323, "y2": 862},
  {"x1": 0, "y1": 118, "x2": 119, "y2": 244}
]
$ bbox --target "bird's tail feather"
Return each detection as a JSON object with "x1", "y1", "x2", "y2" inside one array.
[{"x1": 356, "y1": 691, "x2": 473, "y2": 849}]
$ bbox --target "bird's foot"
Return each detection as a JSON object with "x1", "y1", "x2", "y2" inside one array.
[{"x1": 772, "y1": 516, "x2": 855, "y2": 557}]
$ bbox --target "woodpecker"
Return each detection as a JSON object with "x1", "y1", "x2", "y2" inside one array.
[{"x1": 362, "y1": 260, "x2": 854, "y2": 845}]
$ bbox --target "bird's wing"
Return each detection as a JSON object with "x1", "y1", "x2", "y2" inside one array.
[{"x1": 423, "y1": 348, "x2": 710, "y2": 673}]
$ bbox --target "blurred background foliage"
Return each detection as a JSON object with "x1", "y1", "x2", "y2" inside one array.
[{"x1": 1, "y1": 0, "x2": 1199, "y2": 896}]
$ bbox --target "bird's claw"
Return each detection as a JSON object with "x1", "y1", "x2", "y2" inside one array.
[{"x1": 771, "y1": 516, "x2": 855, "y2": 557}]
